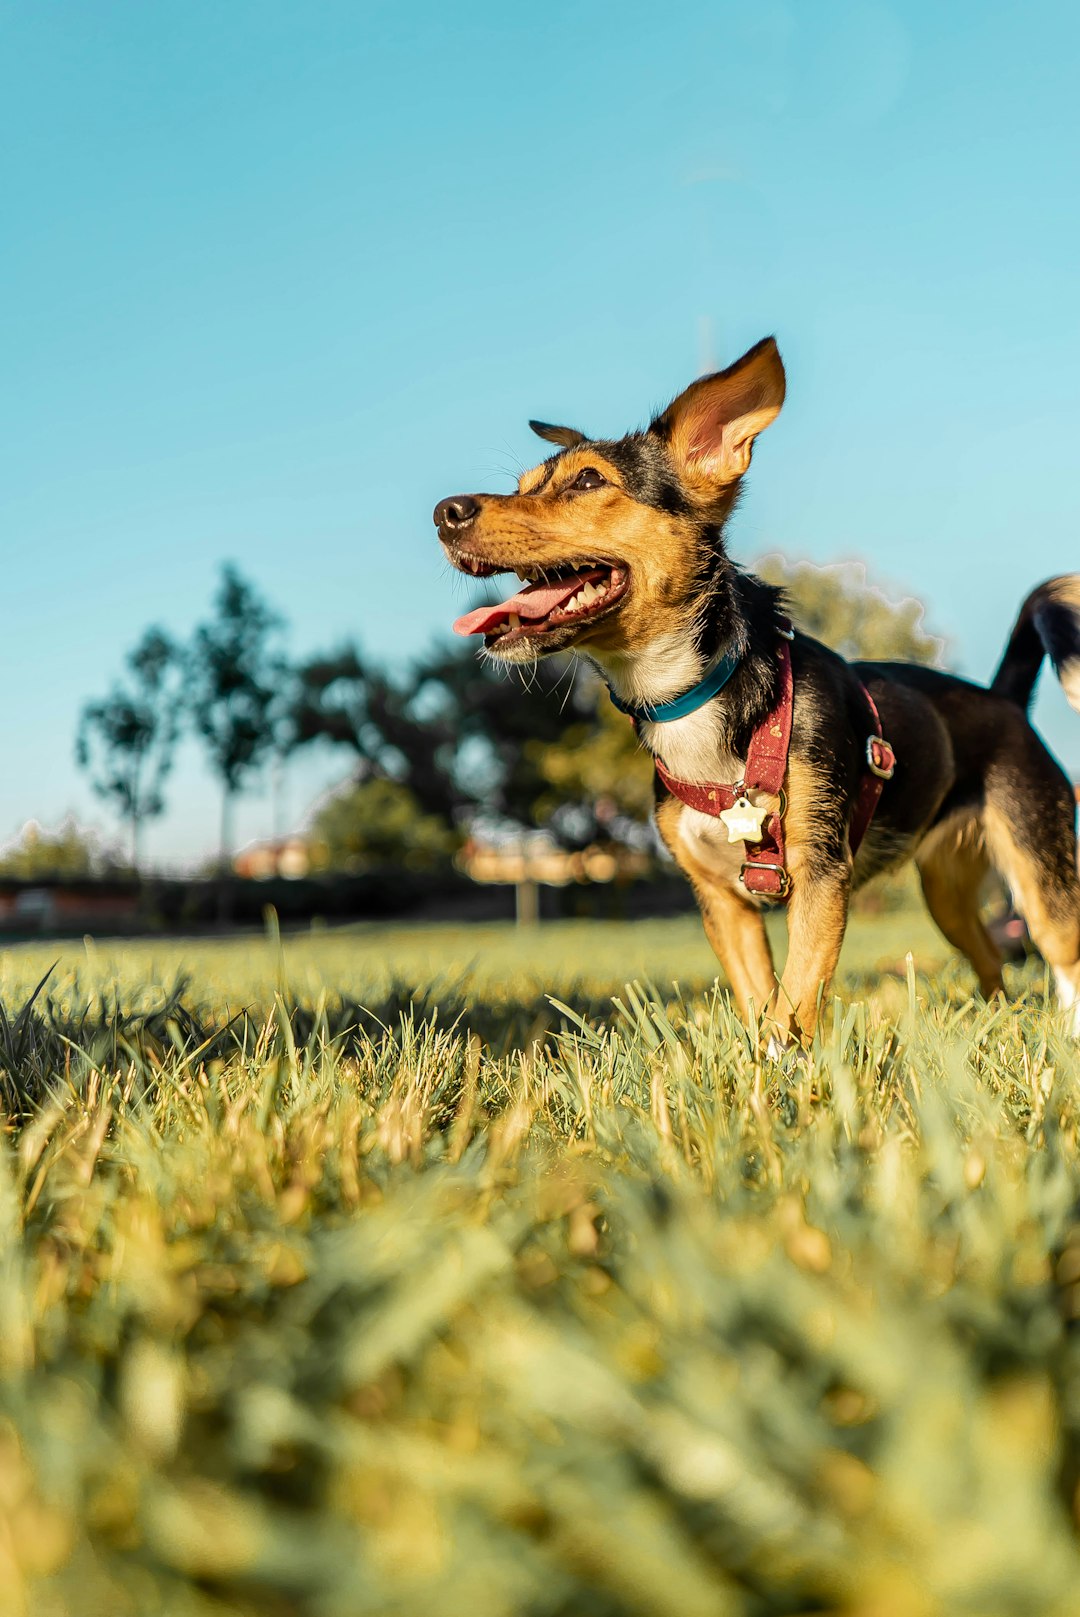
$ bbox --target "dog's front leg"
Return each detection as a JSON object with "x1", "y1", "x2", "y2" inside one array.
[
  {"x1": 691, "y1": 873, "x2": 777, "y2": 1026},
  {"x1": 657, "y1": 798, "x2": 778, "y2": 1025},
  {"x1": 770, "y1": 864, "x2": 852, "y2": 1044}
]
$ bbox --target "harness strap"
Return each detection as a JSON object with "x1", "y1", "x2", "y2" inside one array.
[
  {"x1": 655, "y1": 638, "x2": 794, "y2": 899},
  {"x1": 649, "y1": 641, "x2": 896, "y2": 902},
  {"x1": 849, "y1": 688, "x2": 896, "y2": 856}
]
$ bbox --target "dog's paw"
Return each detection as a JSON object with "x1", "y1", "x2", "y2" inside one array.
[{"x1": 1053, "y1": 971, "x2": 1080, "y2": 1036}]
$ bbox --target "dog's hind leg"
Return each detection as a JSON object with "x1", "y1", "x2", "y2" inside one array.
[
  {"x1": 916, "y1": 816, "x2": 1005, "y2": 999},
  {"x1": 983, "y1": 754, "x2": 1080, "y2": 1030}
]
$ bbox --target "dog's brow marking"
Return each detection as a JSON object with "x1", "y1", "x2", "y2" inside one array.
[{"x1": 519, "y1": 461, "x2": 557, "y2": 496}]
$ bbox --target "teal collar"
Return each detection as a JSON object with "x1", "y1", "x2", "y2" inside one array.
[{"x1": 606, "y1": 646, "x2": 742, "y2": 724}]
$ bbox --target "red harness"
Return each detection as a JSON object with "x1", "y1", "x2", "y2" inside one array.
[{"x1": 653, "y1": 638, "x2": 897, "y2": 902}]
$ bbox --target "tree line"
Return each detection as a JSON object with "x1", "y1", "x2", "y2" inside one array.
[{"x1": 73, "y1": 558, "x2": 945, "y2": 875}]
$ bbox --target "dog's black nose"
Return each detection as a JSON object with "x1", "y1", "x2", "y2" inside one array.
[{"x1": 434, "y1": 494, "x2": 480, "y2": 532}]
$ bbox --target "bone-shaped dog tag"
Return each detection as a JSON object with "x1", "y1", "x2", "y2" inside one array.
[{"x1": 718, "y1": 795, "x2": 768, "y2": 845}]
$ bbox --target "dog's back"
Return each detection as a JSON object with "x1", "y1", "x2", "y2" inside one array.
[{"x1": 849, "y1": 580, "x2": 1080, "y2": 1018}]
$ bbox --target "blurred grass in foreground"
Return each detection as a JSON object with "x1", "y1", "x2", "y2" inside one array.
[{"x1": 2, "y1": 917, "x2": 1080, "y2": 1614}]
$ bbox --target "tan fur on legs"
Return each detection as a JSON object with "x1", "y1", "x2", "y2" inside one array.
[
  {"x1": 755, "y1": 755, "x2": 852, "y2": 1044},
  {"x1": 917, "y1": 815, "x2": 1004, "y2": 999},
  {"x1": 984, "y1": 799, "x2": 1080, "y2": 1022},
  {"x1": 694, "y1": 878, "x2": 776, "y2": 1024},
  {"x1": 771, "y1": 867, "x2": 851, "y2": 1043},
  {"x1": 655, "y1": 796, "x2": 776, "y2": 1019}
]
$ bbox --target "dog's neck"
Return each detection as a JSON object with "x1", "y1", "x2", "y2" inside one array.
[{"x1": 589, "y1": 567, "x2": 785, "y2": 786}]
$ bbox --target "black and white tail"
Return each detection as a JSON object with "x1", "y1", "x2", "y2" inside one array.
[{"x1": 992, "y1": 575, "x2": 1080, "y2": 713}]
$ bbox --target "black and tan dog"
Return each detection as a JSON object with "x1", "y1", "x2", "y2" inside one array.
[{"x1": 435, "y1": 337, "x2": 1080, "y2": 1042}]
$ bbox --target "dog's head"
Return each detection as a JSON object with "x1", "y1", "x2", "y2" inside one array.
[{"x1": 434, "y1": 337, "x2": 785, "y2": 664}]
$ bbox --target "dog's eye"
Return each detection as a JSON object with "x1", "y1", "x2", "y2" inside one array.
[{"x1": 570, "y1": 467, "x2": 606, "y2": 491}]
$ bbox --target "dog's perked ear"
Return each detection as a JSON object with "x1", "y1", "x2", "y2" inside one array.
[
  {"x1": 529, "y1": 419, "x2": 586, "y2": 449},
  {"x1": 651, "y1": 336, "x2": 786, "y2": 490}
]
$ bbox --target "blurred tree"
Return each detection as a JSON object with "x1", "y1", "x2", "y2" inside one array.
[
  {"x1": 413, "y1": 645, "x2": 582, "y2": 825},
  {"x1": 0, "y1": 818, "x2": 103, "y2": 878},
  {"x1": 188, "y1": 566, "x2": 286, "y2": 870},
  {"x1": 307, "y1": 778, "x2": 457, "y2": 873},
  {"x1": 755, "y1": 554, "x2": 946, "y2": 665},
  {"x1": 290, "y1": 645, "x2": 466, "y2": 822},
  {"x1": 289, "y1": 642, "x2": 580, "y2": 828},
  {"x1": 74, "y1": 627, "x2": 183, "y2": 870},
  {"x1": 530, "y1": 677, "x2": 655, "y2": 827}
]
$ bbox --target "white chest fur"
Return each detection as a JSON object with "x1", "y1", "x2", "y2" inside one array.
[
  {"x1": 639, "y1": 706, "x2": 744, "y2": 787},
  {"x1": 641, "y1": 692, "x2": 781, "y2": 900},
  {"x1": 642, "y1": 702, "x2": 777, "y2": 900},
  {"x1": 676, "y1": 804, "x2": 748, "y2": 880},
  {"x1": 594, "y1": 634, "x2": 777, "y2": 894}
]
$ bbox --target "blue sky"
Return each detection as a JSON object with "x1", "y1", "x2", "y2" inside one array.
[{"x1": 2, "y1": 0, "x2": 1079, "y2": 862}]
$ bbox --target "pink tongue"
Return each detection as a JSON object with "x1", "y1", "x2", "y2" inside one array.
[{"x1": 453, "y1": 571, "x2": 598, "y2": 637}]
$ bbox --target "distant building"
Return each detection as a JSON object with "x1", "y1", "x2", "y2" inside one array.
[
  {"x1": 456, "y1": 831, "x2": 649, "y2": 887},
  {"x1": 232, "y1": 837, "x2": 310, "y2": 880}
]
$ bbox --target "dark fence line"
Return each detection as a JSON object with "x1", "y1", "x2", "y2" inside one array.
[{"x1": 0, "y1": 869, "x2": 699, "y2": 939}]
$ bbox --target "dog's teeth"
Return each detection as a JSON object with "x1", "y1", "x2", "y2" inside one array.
[{"x1": 508, "y1": 612, "x2": 521, "y2": 629}]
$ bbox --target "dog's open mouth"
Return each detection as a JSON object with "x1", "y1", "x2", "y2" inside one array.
[{"x1": 453, "y1": 562, "x2": 629, "y2": 645}]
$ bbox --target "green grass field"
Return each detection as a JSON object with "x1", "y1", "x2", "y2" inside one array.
[
  {"x1": 3, "y1": 910, "x2": 1080, "y2": 1616},
  {"x1": 0, "y1": 901, "x2": 949, "y2": 1032}
]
